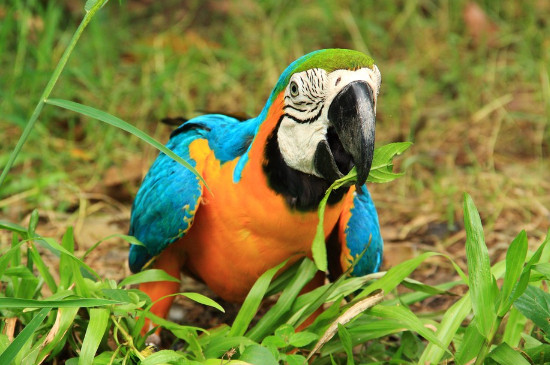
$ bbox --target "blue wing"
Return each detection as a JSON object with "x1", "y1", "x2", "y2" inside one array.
[
  {"x1": 328, "y1": 185, "x2": 383, "y2": 279},
  {"x1": 128, "y1": 114, "x2": 256, "y2": 273}
]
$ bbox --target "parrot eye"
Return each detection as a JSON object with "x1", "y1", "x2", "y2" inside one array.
[{"x1": 289, "y1": 81, "x2": 299, "y2": 97}]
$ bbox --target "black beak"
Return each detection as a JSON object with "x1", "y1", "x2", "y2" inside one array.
[{"x1": 315, "y1": 81, "x2": 376, "y2": 190}]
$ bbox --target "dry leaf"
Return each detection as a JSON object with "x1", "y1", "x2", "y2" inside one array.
[{"x1": 306, "y1": 290, "x2": 385, "y2": 361}]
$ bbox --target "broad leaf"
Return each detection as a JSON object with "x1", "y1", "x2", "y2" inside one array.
[
  {"x1": 514, "y1": 285, "x2": 550, "y2": 335},
  {"x1": 489, "y1": 342, "x2": 530, "y2": 365}
]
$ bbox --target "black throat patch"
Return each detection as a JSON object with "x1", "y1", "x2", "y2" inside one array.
[{"x1": 262, "y1": 116, "x2": 349, "y2": 212}]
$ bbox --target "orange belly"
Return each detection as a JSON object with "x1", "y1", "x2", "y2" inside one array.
[{"x1": 176, "y1": 139, "x2": 345, "y2": 302}]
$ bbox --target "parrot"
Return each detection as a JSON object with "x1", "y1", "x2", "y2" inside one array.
[{"x1": 128, "y1": 49, "x2": 383, "y2": 333}]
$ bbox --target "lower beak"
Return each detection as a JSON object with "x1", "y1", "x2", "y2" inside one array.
[{"x1": 319, "y1": 80, "x2": 376, "y2": 189}]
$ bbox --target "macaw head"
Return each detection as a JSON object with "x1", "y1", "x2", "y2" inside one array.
[{"x1": 261, "y1": 49, "x2": 381, "y2": 210}]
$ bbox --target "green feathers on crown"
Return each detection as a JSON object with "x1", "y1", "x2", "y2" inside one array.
[
  {"x1": 267, "y1": 49, "x2": 375, "y2": 105},
  {"x1": 292, "y1": 49, "x2": 375, "y2": 75}
]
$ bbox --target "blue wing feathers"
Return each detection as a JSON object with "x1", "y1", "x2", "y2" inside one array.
[
  {"x1": 345, "y1": 185, "x2": 383, "y2": 276},
  {"x1": 128, "y1": 114, "x2": 256, "y2": 272}
]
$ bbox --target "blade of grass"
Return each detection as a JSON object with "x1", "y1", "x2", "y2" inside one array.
[
  {"x1": 119, "y1": 269, "x2": 180, "y2": 287},
  {"x1": 83, "y1": 234, "x2": 145, "y2": 259},
  {"x1": 497, "y1": 230, "x2": 528, "y2": 316},
  {"x1": 0, "y1": 298, "x2": 122, "y2": 308},
  {"x1": 0, "y1": 0, "x2": 109, "y2": 190},
  {"x1": 79, "y1": 307, "x2": 109, "y2": 365},
  {"x1": 419, "y1": 293, "x2": 472, "y2": 364},
  {"x1": 0, "y1": 307, "x2": 50, "y2": 365},
  {"x1": 229, "y1": 260, "x2": 287, "y2": 337},
  {"x1": 33, "y1": 235, "x2": 101, "y2": 280},
  {"x1": 356, "y1": 251, "x2": 466, "y2": 300},
  {"x1": 337, "y1": 323, "x2": 355, "y2": 365},
  {"x1": 455, "y1": 320, "x2": 485, "y2": 365},
  {"x1": 180, "y1": 293, "x2": 224, "y2": 313},
  {"x1": 368, "y1": 304, "x2": 448, "y2": 351},
  {"x1": 37, "y1": 307, "x2": 79, "y2": 363},
  {"x1": 28, "y1": 242, "x2": 57, "y2": 294},
  {"x1": 246, "y1": 258, "x2": 317, "y2": 341},
  {"x1": 488, "y1": 342, "x2": 530, "y2": 365},
  {"x1": 502, "y1": 307, "x2": 527, "y2": 348},
  {"x1": 45, "y1": 99, "x2": 208, "y2": 190},
  {"x1": 463, "y1": 193, "x2": 496, "y2": 337}
]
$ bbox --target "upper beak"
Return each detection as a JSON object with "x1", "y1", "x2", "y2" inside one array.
[{"x1": 320, "y1": 80, "x2": 376, "y2": 190}]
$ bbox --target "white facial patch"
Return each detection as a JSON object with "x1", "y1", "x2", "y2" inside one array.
[{"x1": 276, "y1": 65, "x2": 381, "y2": 177}]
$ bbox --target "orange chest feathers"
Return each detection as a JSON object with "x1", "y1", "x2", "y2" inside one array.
[{"x1": 176, "y1": 137, "x2": 345, "y2": 302}]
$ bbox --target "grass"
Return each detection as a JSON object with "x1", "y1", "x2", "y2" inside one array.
[{"x1": 1, "y1": 0, "x2": 550, "y2": 363}]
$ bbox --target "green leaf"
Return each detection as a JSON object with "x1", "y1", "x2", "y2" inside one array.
[
  {"x1": 181, "y1": 292, "x2": 224, "y2": 313},
  {"x1": 0, "y1": 308, "x2": 50, "y2": 365},
  {"x1": 239, "y1": 344, "x2": 278, "y2": 365},
  {"x1": 524, "y1": 343, "x2": 550, "y2": 364},
  {"x1": 140, "y1": 350, "x2": 189, "y2": 365},
  {"x1": 502, "y1": 307, "x2": 527, "y2": 348},
  {"x1": 45, "y1": 99, "x2": 207, "y2": 188},
  {"x1": 338, "y1": 324, "x2": 355, "y2": 365},
  {"x1": 320, "y1": 318, "x2": 412, "y2": 355},
  {"x1": 274, "y1": 324, "x2": 294, "y2": 344},
  {"x1": 84, "y1": 0, "x2": 104, "y2": 13},
  {"x1": 312, "y1": 191, "x2": 331, "y2": 272},
  {"x1": 0, "y1": 221, "x2": 28, "y2": 235},
  {"x1": 400, "y1": 331, "x2": 421, "y2": 360},
  {"x1": 514, "y1": 285, "x2": 550, "y2": 335},
  {"x1": 246, "y1": 258, "x2": 317, "y2": 341},
  {"x1": 368, "y1": 305, "x2": 447, "y2": 351},
  {"x1": 119, "y1": 269, "x2": 180, "y2": 287},
  {"x1": 37, "y1": 307, "x2": 79, "y2": 363},
  {"x1": 262, "y1": 335, "x2": 287, "y2": 348},
  {"x1": 356, "y1": 251, "x2": 450, "y2": 299},
  {"x1": 289, "y1": 331, "x2": 318, "y2": 347},
  {"x1": 401, "y1": 277, "x2": 457, "y2": 296},
  {"x1": 367, "y1": 142, "x2": 413, "y2": 183},
  {"x1": 488, "y1": 342, "x2": 530, "y2": 365},
  {"x1": 0, "y1": 297, "x2": 121, "y2": 308},
  {"x1": 28, "y1": 209, "x2": 39, "y2": 235},
  {"x1": 455, "y1": 320, "x2": 485, "y2": 365},
  {"x1": 419, "y1": 293, "x2": 472, "y2": 365},
  {"x1": 79, "y1": 307, "x2": 109, "y2": 365},
  {"x1": 533, "y1": 262, "x2": 550, "y2": 278},
  {"x1": 463, "y1": 193, "x2": 496, "y2": 337},
  {"x1": 28, "y1": 241, "x2": 58, "y2": 294},
  {"x1": 33, "y1": 235, "x2": 101, "y2": 280},
  {"x1": 311, "y1": 142, "x2": 412, "y2": 271},
  {"x1": 284, "y1": 354, "x2": 308, "y2": 365},
  {"x1": 498, "y1": 230, "x2": 528, "y2": 316},
  {"x1": 203, "y1": 336, "x2": 256, "y2": 359},
  {"x1": 229, "y1": 260, "x2": 287, "y2": 337},
  {"x1": 83, "y1": 234, "x2": 145, "y2": 259},
  {"x1": 508, "y1": 231, "x2": 549, "y2": 305}
]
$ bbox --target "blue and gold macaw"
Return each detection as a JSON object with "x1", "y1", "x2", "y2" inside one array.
[{"x1": 128, "y1": 49, "x2": 383, "y2": 331}]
